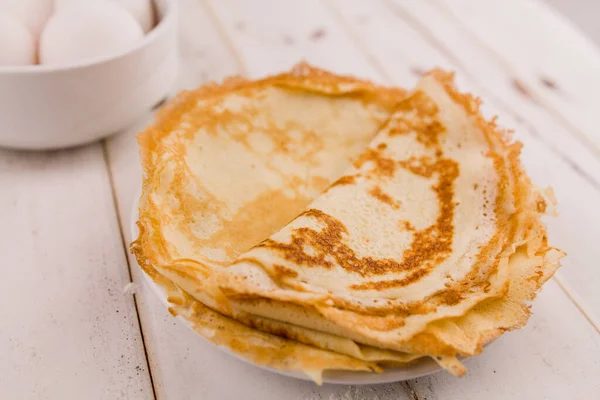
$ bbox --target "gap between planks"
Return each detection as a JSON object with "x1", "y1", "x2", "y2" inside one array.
[
  {"x1": 201, "y1": 0, "x2": 249, "y2": 76},
  {"x1": 553, "y1": 274, "x2": 600, "y2": 334},
  {"x1": 101, "y1": 140, "x2": 158, "y2": 400},
  {"x1": 376, "y1": 0, "x2": 600, "y2": 192},
  {"x1": 430, "y1": 0, "x2": 600, "y2": 161}
]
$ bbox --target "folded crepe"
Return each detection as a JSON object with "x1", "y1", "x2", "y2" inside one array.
[
  {"x1": 133, "y1": 63, "x2": 417, "y2": 383},
  {"x1": 132, "y1": 63, "x2": 563, "y2": 382},
  {"x1": 215, "y1": 70, "x2": 563, "y2": 360}
]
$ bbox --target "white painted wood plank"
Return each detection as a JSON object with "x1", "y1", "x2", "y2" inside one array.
[
  {"x1": 206, "y1": 0, "x2": 385, "y2": 81},
  {"x1": 105, "y1": 0, "x2": 240, "y2": 398},
  {"x1": 176, "y1": 0, "x2": 245, "y2": 90},
  {"x1": 438, "y1": 0, "x2": 600, "y2": 153},
  {"x1": 544, "y1": 0, "x2": 600, "y2": 46},
  {"x1": 0, "y1": 145, "x2": 153, "y2": 399},
  {"x1": 410, "y1": 280, "x2": 600, "y2": 400},
  {"x1": 384, "y1": 0, "x2": 600, "y2": 185},
  {"x1": 326, "y1": 0, "x2": 600, "y2": 332}
]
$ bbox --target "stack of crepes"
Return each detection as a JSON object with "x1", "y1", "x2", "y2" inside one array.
[{"x1": 132, "y1": 63, "x2": 564, "y2": 383}]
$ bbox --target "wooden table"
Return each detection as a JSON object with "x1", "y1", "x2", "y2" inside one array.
[{"x1": 2, "y1": 1, "x2": 599, "y2": 399}]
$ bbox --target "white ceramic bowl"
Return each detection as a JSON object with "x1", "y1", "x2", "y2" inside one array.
[{"x1": 0, "y1": 0, "x2": 178, "y2": 150}]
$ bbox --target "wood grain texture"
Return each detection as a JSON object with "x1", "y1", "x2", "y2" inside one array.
[
  {"x1": 207, "y1": 0, "x2": 385, "y2": 80},
  {"x1": 386, "y1": 0, "x2": 600, "y2": 186},
  {"x1": 103, "y1": 1, "x2": 239, "y2": 398},
  {"x1": 544, "y1": 0, "x2": 600, "y2": 46},
  {"x1": 439, "y1": 0, "x2": 600, "y2": 154},
  {"x1": 409, "y1": 281, "x2": 600, "y2": 400},
  {"x1": 0, "y1": 145, "x2": 153, "y2": 399}
]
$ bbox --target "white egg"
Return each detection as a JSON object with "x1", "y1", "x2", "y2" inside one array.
[
  {"x1": 39, "y1": 2, "x2": 144, "y2": 66},
  {"x1": 0, "y1": 11, "x2": 36, "y2": 66},
  {"x1": 0, "y1": 0, "x2": 53, "y2": 39},
  {"x1": 54, "y1": 0, "x2": 155, "y2": 33}
]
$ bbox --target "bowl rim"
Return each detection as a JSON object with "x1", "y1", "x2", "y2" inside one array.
[{"x1": 0, "y1": 0, "x2": 177, "y2": 75}]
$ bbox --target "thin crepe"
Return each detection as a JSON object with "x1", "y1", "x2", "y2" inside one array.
[
  {"x1": 215, "y1": 70, "x2": 563, "y2": 365},
  {"x1": 146, "y1": 266, "x2": 379, "y2": 385},
  {"x1": 133, "y1": 65, "x2": 563, "y2": 380},
  {"x1": 133, "y1": 64, "x2": 420, "y2": 380}
]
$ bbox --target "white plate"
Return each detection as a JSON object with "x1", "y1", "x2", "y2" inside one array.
[{"x1": 130, "y1": 200, "x2": 443, "y2": 384}]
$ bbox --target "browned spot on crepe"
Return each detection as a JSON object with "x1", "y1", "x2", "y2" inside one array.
[
  {"x1": 256, "y1": 156, "x2": 459, "y2": 290},
  {"x1": 536, "y1": 198, "x2": 547, "y2": 213},
  {"x1": 388, "y1": 90, "x2": 446, "y2": 148},
  {"x1": 273, "y1": 264, "x2": 299, "y2": 279},
  {"x1": 253, "y1": 89, "x2": 459, "y2": 290},
  {"x1": 368, "y1": 186, "x2": 401, "y2": 209},
  {"x1": 354, "y1": 148, "x2": 398, "y2": 178},
  {"x1": 331, "y1": 175, "x2": 356, "y2": 187},
  {"x1": 400, "y1": 220, "x2": 416, "y2": 231}
]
